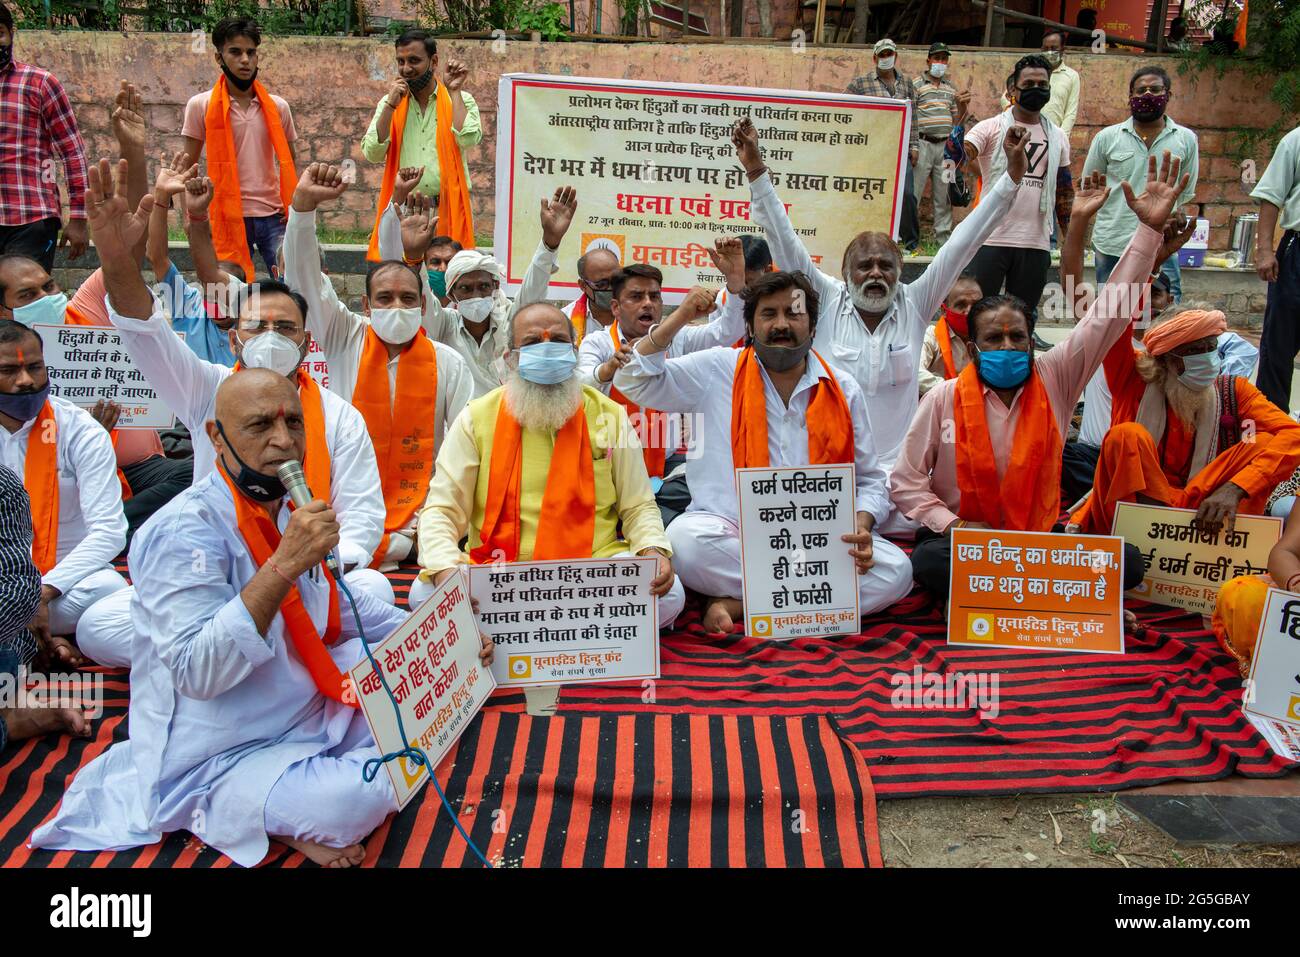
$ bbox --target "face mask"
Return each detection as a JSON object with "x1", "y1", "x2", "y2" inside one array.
[
  {"x1": 517, "y1": 341, "x2": 577, "y2": 385},
  {"x1": 12, "y1": 292, "x2": 68, "y2": 328},
  {"x1": 0, "y1": 44, "x2": 13, "y2": 72},
  {"x1": 929, "y1": 63, "x2": 947, "y2": 78},
  {"x1": 941, "y1": 304, "x2": 969, "y2": 339},
  {"x1": 754, "y1": 334, "x2": 813, "y2": 373},
  {"x1": 407, "y1": 67, "x2": 434, "y2": 94},
  {"x1": 219, "y1": 59, "x2": 257, "y2": 92},
  {"x1": 369, "y1": 306, "x2": 422, "y2": 344},
  {"x1": 240, "y1": 330, "x2": 304, "y2": 377},
  {"x1": 1016, "y1": 85, "x2": 1051, "y2": 113},
  {"x1": 975, "y1": 346, "x2": 1032, "y2": 389},
  {"x1": 0, "y1": 383, "x2": 50, "y2": 423},
  {"x1": 877, "y1": 56, "x2": 896, "y2": 72},
  {"x1": 1043, "y1": 50, "x2": 1062, "y2": 68},
  {"x1": 1177, "y1": 350, "x2": 1220, "y2": 390},
  {"x1": 589, "y1": 288, "x2": 614, "y2": 312},
  {"x1": 215, "y1": 420, "x2": 286, "y2": 503},
  {"x1": 456, "y1": 296, "x2": 495, "y2": 324},
  {"x1": 1129, "y1": 91, "x2": 1170, "y2": 122},
  {"x1": 426, "y1": 269, "x2": 447, "y2": 298}
]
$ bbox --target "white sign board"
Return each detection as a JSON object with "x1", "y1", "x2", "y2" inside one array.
[
  {"x1": 1244, "y1": 587, "x2": 1300, "y2": 733},
  {"x1": 34, "y1": 323, "x2": 178, "y2": 429}
]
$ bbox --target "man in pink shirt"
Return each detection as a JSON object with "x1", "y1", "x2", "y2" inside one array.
[{"x1": 889, "y1": 153, "x2": 1190, "y2": 603}]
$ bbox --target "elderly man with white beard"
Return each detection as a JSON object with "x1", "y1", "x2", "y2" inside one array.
[
  {"x1": 411, "y1": 302, "x2": 685, "y2": 627},
  {"x1": 729, "y1": 118, "x2": 1030, "y2": 537}
]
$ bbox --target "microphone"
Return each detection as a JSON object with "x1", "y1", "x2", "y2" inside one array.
[{"x1": 276, "y1": 460, "x2": 341, "y2": 581}]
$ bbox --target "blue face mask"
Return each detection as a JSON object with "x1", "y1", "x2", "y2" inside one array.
[
  {"x1": 12, "y1": 292, "x2": 68, "y2": 328},
  {"x1": 1177, "y1": 350, "x2": 1220, "y2": 390},
  {"x1": 975, "y1": 346, "x2": 1032, "y2": 389},
  {"x1": 518, "y1": 341, "x2": 577, "y2": 385}
]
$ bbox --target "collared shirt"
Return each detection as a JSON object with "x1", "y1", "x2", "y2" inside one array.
[
  {"x1": 0, "y1": 396, "x2": 127, "y2": 596},
  {"x1": 417, "y1": 392, "x2": 672, "y2": 575},
  {"x1": 847, "y1": 70, "x2": 920, "y2": 156},
  {"x1": 360, "y1": 88, "x2": 482, "y2": 198},
  {"x1": 157, "y1": 263, "x2": 237, "y2": 367},
  {"x1": 1083, "y1": 115, "x2": 1200, "y2": 257},
  {"x1": 105, "y1": 296, "x2": 385, "y2": 570},
  {"x1": 0, "y1": 465, "x2": 43, "y2": 661},
  {"x1": 747, "y1": 167, "x2": 1020, "y2": 470},
  {"x1": 998, "y1": 62, "x2": 1080, "y2": 134},
  {"x1": 29, "y1": 469, "x2": 408, "y2": 866},
  {"x1": 1253, "y1": 126, "x2": 1300, "y2": 232},
  {"x1": 0, "y1": 60, "x2": 87, "y2": 226},
  {"x1": 181, "y1": 90, "x2": 298, "y2": 218},
  {"x1": 889, "y1": 223, "x2": 1161, "y2": 532},
  {"x1": 918, "y1": 321, "x2": 972, "y2": 395},
  {"x1": 614, "y1": 345, "x2": 892, "y2": 527},
  {"x1": 912, "y1": 74, "x2": 959, "y2": 139}
]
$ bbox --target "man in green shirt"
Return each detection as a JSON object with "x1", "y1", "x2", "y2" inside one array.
[
  {"x1": 360, "y1": 29, "x2": 481, "y2": 205},
  {"x1": 1252, "y1": 124, "x2": 1300, "y2": 409}
]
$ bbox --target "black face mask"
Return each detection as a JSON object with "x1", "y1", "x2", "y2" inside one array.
[
  {"x1": 406, "y1": 66, "x2": 434, "y2": 94},
  {"x1": 219, "y1": 58, "x2": 258, "y2": 92},
  {"x1": 0, "y1": 44, "x2": 13, "y2": 72},
  {"x1": 1016, "y1": 85, "x2": 1051, "y2": 113},
  {"x1": 215, "y1": 420, "x2": 285, "y2": 502},
  {"x1": 752, "y1": 332, "x2": 813, "y2": 372}
]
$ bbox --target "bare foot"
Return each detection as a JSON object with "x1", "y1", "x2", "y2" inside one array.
[
  {"x1": 0, "y1": 706, "x2": 90, "y2": 741},
  {"x1": 702, "y1": 597, "x2": 741, "y2": 635},
  {"x1": 37, "y1": 635, "x2": 90, "y2": 670},
  {"x1": 279, "y1": 836, "x2": 366, "y2": 868},
  {"x1": 1124, "y1": 609, "x2": 1139, "y2": 633}
]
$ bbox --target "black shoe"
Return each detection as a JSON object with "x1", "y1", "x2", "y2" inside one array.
[{"x1": 1031, "y1": 331, "x2": 1053, "y2": 352}]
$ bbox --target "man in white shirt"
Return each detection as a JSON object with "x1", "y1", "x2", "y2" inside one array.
[
  {"x1": 730, "y1": 117, "x2": 1028, "y2": 535},
  {"x1": 283, "y1": 162, "x2": 473, "y2": 569},
  {"x1": 71, "y1": 157, "x2": 390, "y2": 669},
  {"x1": 563, "y1": 245, "x2": 621, "y2": 344},
  {"x1": 0, "y1": 320, "x2": 127, "y2": 666},
  {"x1": 614, "y1": 271, "x2": 912, "y2": 635}
]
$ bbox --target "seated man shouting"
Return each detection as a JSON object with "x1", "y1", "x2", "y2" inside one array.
[
  {"x1": 890, "y1": 152, "x2": 1191, "y2": 604},
  {"x1": 32, "y1": 369, "x2": 491, "y2": 868},
  {"x1": 1069, "y1": 302, "x2": 1300, "y2": 537},
  {"x1": 613, "y1": 271, "x2": 912, "y2": 635},
  {"x1": 414, "y1": 302, "x2": 685, "y2": 627}
]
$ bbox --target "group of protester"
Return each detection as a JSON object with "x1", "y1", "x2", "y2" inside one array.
[{"x1": 1, "y1": 6, "x2": 1299, "y2": 866}]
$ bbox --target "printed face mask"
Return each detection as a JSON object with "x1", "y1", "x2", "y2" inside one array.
[
  {"x1": 517, "y1": 341, "x2": 577, "y2": 385},
  {"x1": 369, "y1": 306, "x2": 422, "y2": 344},
  {"x1": 0, "y1": 383, "x2": 50, "y2": 423},
  {"x1": 456, "y1": 296, "x2": 494, "y2": 324},
  {"x1": 240, "y1": 330, "x2": 304, "y2": 377},
  {"x1": 975, "y1": 346, "x2": 1032, "y2": 389},
  {"x1": 1177, "y1": 350, "x2": 1220, "y2": 390},
  {"x1": 215, "y1": 419, "x2": 286, "y2": 503},
  {"x1": 12, "y1": 292, "x2": 68, "y2": 328},
  {"x1": 1129, "y1": 91, "x2": 1170, "y2": 122}
]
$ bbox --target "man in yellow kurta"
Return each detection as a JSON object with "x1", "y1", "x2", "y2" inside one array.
[{"x1": 412, "y1": 303, "x2": 684, "y2": 628}]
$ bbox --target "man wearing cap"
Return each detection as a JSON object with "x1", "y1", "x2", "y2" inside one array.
[
  {"x1": 848, "y1": 38, "x2": 920, "y2": 252},
  {"x1": 912, "y1": 42, "x2": 970, "y2": 247}
]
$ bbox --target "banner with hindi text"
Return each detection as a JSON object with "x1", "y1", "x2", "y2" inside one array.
[{"x1": 34, "y1": 323, "x2": 178, "y2": 429}]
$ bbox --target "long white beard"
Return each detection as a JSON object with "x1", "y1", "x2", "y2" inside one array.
[
  {"x1": 503, "y1": 370, "x2": 584, "y2": 434},
  {"x1": 1163, "y1": 374, "x2": 1214, "y2": 429},
  {"x1": 848, "y1": 279, "x2": 896, "y2": 313}
]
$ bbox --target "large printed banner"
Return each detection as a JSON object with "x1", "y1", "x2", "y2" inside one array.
[
  {"x1": 1113, "y1": 503, "x2": 1281, "y2": 616},
  {"x1": 494, "y1": 73, "x2": 910, "y2": 302},
  {"x1": 349, "y1": 572, "x2": 496, "y2": 809},
  {"x1": 1244, "y1": 588, "x2": 1300, "y2": 732},
  {"x1": 948, "y1": 528, "x2": 1126, "y2": 654},
  {"x1": 34, "y1": 323, "x2": 178, "y2": 429}
]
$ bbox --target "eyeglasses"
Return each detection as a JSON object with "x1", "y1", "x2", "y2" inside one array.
[
  {"x1": 1133, "y1": 84, "x2": 1167, "y2": 95},
  {"x1": 238, "y1": 319, "x2": 301, "y2": 336},
  {"x1": 583, "y1": 279, "x2": 613, "y2": 292}
]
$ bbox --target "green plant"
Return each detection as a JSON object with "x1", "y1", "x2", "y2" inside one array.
[
  {"x1": 516, "y1": 1, "x2": 567, "y2": 39},
  {"x1": 617, "y1": 0, "x2": 650, "y2": 35},
  {"x1": 405, "y1": 0, "x2": 567, "y2": 37}
]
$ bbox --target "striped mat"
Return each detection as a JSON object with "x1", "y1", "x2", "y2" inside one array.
[
  {"x1": 557, "y1": 593, "x2": 1298, "y2": 797},
  {"x1": 0, "y1": 691, "x2": 881, "y2": 868}
]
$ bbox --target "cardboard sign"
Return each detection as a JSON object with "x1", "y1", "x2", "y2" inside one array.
[
  {"x1": 34, "y1": 323, "x2": 178, "y2": 429},
  {"x1": 736, "y1": 465, "x2": 860, "y2": 640},
  {"x1": 1243, "y1": 588, "x2": 1300, "y2": 732},
  {"x1": 349, "y1": 571, "x2": 495, "y2": 809},
  {"x1": 468, "y1": 557, "x2": 660, "y2": 687},
  {"x1": 948, "y1": 528, "x2": 1125, "y2": 654},
  {"x1": 1113, "y1": 502, "x2": 1280, "y2": 616}
]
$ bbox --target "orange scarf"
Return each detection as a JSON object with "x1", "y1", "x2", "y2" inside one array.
[
  {"x1": 730, "y1": 346, "x2": 854, "y2": 469},
  {"x1": 352, "y1": 328, "x2": 438, "y2": 566},
  {"x1": 935, "y1": 319, "x2": 958, "y2": 380},
  {"x1": 205, "y1": 76, "x2": 297, "y2": 282},
  {"x1": 607, "y1": 324, "x2": 667, "y2": 479},
  {"x1": 952, "y1": 363, "x2": 1062, "y2": 531},
  {"x1": 571, "y1": 295, "x2": 588, "y2": 346},
  {"x1": 218, "y1": 466, "x2": 349, "y2": 704},
  {"x1": 469, "y1": 396, "x2": 594, "y2": 564},
  {"x1": 25, "y1": 400, "x2": 59, "y2": 574},
  {"x1": 367, "y1": 83, "x2": 475, "y2": 261}
]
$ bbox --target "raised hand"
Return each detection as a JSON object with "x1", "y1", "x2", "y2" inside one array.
[
  {"x1": 707, "y1": 236, "x2": 746, "y2": 291},
  {"x1": 444, "y1": 59, "x2": 469, "y2": 93},
  {"x1": 956, "y1": 81, "x2": 973, "y2": 122},
  {"x1": 401, "y1": 192, "x2": 436, "y2": 260},
  {"x1": 671, "y1": 285, "x2": 718, "y2": 325},
  {"x1": 539, "y1": 185, "x2": 577, "y2": 249},
  {"x1": 110, "y1": 80, "x2": 147, "y2": 155},
  {"x1": 86, "y1": 157, "x2": 155, "y2": 266},
  {"x1": 154, "y1": 151, "x2": 197, "y2": 200},
  {"x1": 1002, "y1": 125, "x2": 1029, "y2": 184},
  {"x1": 731, "y1": 117, "x2": 764, "y2": 175},
  {"x1": 1123, "y1": 150, "x2": 1191, "y2": 232},
  {"x1": 291, "y1": 162, "x2": 350, "y2": 213},
  {"x1": 392, "y1": 165, "x2": 425, "y2": 208},
  {"x1": 183, "y1": 175, "x2": 215, "y2": 216},
  {"x1": 386, "y1": 78, "x2": 408, "y2": 109},
  {"x1": 1157, "y1": 212, "x2": 1198, "y2": 265},
  {"x1": 1070, "y1": 170, "x2": 1111, "y2": 221}
]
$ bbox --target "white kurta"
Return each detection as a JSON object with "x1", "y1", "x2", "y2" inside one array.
[{"x1": 31, "y1": 472, "x2": 408, "y2": 867}]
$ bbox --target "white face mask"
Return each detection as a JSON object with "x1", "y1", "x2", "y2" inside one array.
[
  {"x1": 930, "y1": 62, "x2": 947, "y2": 77},
  {"x1": 240, "y1": 330, "x2": 304, "y2": 377},
  {"x1": 457, "y1": 296, "x2": 495, "y2": 324},
  {"x1": 369, "y1": 306, "x2": 422, "y2": 344},
  {"x1": 877, "y1": 56, "x2": 896, "y2": 71}
]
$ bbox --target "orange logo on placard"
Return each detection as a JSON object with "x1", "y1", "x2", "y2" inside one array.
[
  {"x1": 749, "y1": 615, "x2": 773, "y2": 638},
  {"x1": 580, "y1": 233, "x2": 626, "y2": 264},
  {"x1": 966, "y1": 613, "x2": 995, "y2": 641},
  {"x1": 508, "y1": 655, "x2": 533, "y2": 679},
  {"x1": 1287, "y1": 696, "x2": 1300, "y2": 722},
  {"x1": 400, "y1": 739, "x2": 425, "y2": 788}
]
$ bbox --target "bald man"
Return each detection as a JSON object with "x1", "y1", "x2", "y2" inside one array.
[
  {"x1": 33, "y1": 370, "x2": 486, "y2": 867},
  {"x1": 564, "y1": 246, "x2": 621, "y2": 344}
]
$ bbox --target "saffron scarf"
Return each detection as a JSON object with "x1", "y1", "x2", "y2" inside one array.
[
  {"x1": 730, "y1": 346, "x2": 854, "y2": 468},
  {"x1": 607, "y1": 323, "x2": 668, "y2": 478},
  {"x1": 25, "y1": 400, "x2": 59, "y2": 574}
]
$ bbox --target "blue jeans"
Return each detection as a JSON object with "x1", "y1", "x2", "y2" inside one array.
[
  {"x1": 1095, "y1": 249, "x2": 1182, "y2": 302},
  {"x1": 244, "y1": 213, "x2": 287, "y2": 278},
  {"x1": 1270, "y1": 496, "x2": 1296, "y2": 521}
]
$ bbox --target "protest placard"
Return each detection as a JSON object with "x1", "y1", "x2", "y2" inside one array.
[
  {"x1": 948, "y1": 528, "x2": 1125, "y2": 654},
  {"x1": 33, "y1": 323, "x2": 178, "y2": 429},
  {"x1": 348, "y1": 571, "x2": 495, "y2": 809},
  {"x1": 468, "y1": 557, "x2": 659, "y2": 688},
  {"x1": 736, "y1": 464, "x2": 859, "y2": 640},
  {"x1": 494, "y1": 73, "x2": 910, "y2": 301},
  {"x1": 1243, "y1": 588, "x2": 1300, "y2": 733},
  {"x1": 1113, "y1": 502, "x2": 1280, "y2": 616},
  {"x1": 303, "y1": 338, "x2": 330, "y2": 390}
]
